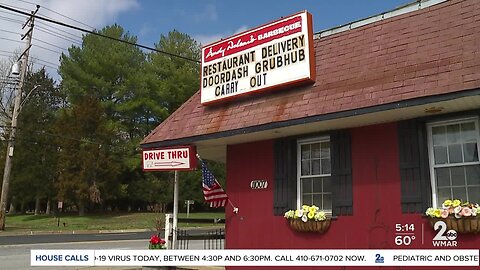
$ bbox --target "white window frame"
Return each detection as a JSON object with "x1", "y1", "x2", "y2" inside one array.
[
  {"x1": 296, "y1": 136, "x2": 331, "y2": 213},
  {"x1": 426, "y1": 116, "x2": 480, "y2": 208}
]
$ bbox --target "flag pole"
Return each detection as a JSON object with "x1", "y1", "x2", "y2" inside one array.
[{"x1": 196, "y1": 154, "x2": 238, "y2": 214}]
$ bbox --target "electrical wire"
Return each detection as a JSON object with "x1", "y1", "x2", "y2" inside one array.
[
  {"x1": 15, "y1": 0, "x2": 96, "y2": 30},
  {"x1": 0, "y1": 4, "x2": 201, "y2": 63},
  {"x1": 0, "y1": 15, "x2": 23, "y2": 24},
  {"x1": 34, "y1": 38, "x2": 68, "y2": 51},
  {"x1": 35, "y1": 26, "x2": 82, "y2": 46},
  {"x1": 0, "y1": 36, "x2": 23, "y2": 44},
  {"x1": 32, "y1": 44, "x2": 63, "y2": 54},
  {"x1": 0, "y1": 27, "x2": 22, "y2": 36},
  {"x1": 36, "y1": 22, "x2": 83, "y2": 44}
]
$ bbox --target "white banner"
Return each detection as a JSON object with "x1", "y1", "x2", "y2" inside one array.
[{"x1": 31, "y1": 249, "x2": 479, "y2": 267}]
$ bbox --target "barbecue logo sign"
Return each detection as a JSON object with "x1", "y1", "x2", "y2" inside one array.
[{"x1": 201, "y1": 11, "x2": 315, "y2": 105}]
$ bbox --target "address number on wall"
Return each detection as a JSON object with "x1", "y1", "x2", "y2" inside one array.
[{"x1": 250, "y1": 180, "x2": 268, "y2": 190}]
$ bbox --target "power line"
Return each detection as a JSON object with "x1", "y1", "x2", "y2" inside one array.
[
  {"x1": 36, "y1": 26, "x2": 83, "y2": 46},
  {"x1": 33, "y1": 44, "x2": 63, "y2": 54},
  {"x1": 0, "y1": 9, "x2": 24, "y2": 18},
  {"x1": 0, "y1": 4, "x2": 201, "y2": 63},
  {"x1": 15, "y1": 0, "x2": 95, "y2": 30},
  {"x1": 32, "y1": 62, "x2": 57, "y2": 71},
  {"x1": 0, "y1": 15, "x2": 23, "y2": 24},
  {"x1": 0, "y1": 36, "x2": 23, "y2": 44},
  {"x1": 0, "y1": 49, "x2": 58, "y2": 69},
  {"x1": 36, "y1": 22, "x2": 83, "y2": 43},
  {"x1": 34, "y1": 37, "x2": 68, "y2": 51},
  {"x1": 0, "y1": 27, "x2": 22, "y2": 36}
]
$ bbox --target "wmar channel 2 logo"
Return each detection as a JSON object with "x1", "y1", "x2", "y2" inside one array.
[{"x1": 432, "y1": 220, "x2": 457, "y2": 247}]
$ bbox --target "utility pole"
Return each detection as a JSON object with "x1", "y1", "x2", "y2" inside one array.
[{"x1": 0, "y1": 5, "x2": 39, "y2": 231}]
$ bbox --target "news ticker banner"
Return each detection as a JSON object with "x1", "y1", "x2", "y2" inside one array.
[{"x1": 31, "y1": 249, "x2": 479, "y2": 267}]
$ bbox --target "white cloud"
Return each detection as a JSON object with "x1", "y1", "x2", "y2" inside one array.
[
  {"x1": 193, "y1": 3, "x2": 217, "y2": 22},
  {"x1": 194, "y1": 25, "x2": 249, "y2": 47},
  {"x1": 0, "y1": 0, "x2": 138, "y2": 81}
]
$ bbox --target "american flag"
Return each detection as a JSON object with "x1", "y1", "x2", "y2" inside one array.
[{"x1": 202, "y1": 161, "x2": 228, "y2": 208}]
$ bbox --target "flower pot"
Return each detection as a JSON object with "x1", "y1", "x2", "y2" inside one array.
[
  {"x1": 429, "y1": 216, "x2": 480, "y2": 234},
  {"x1": 288, "y1": 219, "x2": 331, "y2": 233}
]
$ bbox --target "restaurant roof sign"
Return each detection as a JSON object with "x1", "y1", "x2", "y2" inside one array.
[{"x1": 200, "y1": 11, "x2": 315, "y2": 105}]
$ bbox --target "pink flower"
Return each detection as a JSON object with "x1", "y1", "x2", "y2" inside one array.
[
  {"x1": 461, "y1": 207, "x2": 472, "y2": 217},
  {"x1": 440, "y1": 209, "x2": 449, "y2": 218}
]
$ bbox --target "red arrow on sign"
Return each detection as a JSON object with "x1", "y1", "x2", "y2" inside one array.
[{"x1": 153, "y1": 161, "x2": 186, "y2": 167}]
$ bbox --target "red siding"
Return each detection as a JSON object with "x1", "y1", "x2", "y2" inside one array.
[{"x1": 225, "y1": 122, "x2": 479, "y2": 270}]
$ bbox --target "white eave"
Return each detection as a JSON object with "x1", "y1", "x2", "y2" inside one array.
[{"x1": 315, "y1": 0, "x2": 448, "y2": 39}]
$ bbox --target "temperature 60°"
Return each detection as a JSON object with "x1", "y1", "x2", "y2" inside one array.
[{"x1": 395, "y1": 235, "x2": 415, "y2": 246}]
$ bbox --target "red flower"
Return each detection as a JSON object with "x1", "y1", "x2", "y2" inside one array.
[{"x1": 150, "y1": 235, "x2": 160, "y2": 245}]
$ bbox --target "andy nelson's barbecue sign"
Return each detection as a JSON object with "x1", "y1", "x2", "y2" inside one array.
[{"x1": 201, "y1": 11, "x2": 315, "y2": 105}]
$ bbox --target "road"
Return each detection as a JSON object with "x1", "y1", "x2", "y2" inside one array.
[{"x1": 0, "y1": 230, "x2": 225, "y2": 270}]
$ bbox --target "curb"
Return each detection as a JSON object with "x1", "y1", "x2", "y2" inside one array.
[{"x1": 0, "y1": 228, "x2": 155, "y2": 237}]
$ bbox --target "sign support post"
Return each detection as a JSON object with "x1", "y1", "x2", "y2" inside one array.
[
  {"x1": 172, "y1": 171, "x2": 179, "y2": 249},
  {"x1": 142, "y1": 145, "x2": 196, "y2": 250}
]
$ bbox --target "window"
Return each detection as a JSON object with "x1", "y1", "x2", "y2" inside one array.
[
  {"x1": 297, "y1": 137, "x2": 331, "y2": 212},
  {"x1": 427, "y1": 117, "x2": 480, "y2": 207}
]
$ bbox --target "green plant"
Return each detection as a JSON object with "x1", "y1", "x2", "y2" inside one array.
[
  {"x1": 284, "y1": 204, "x2": 327, "y2": 222},
  {"x1": 426, "y1": 199, "x2": 479, "y2": 219},
  {"x1": 148, "y1": 234, "x2": 166, "y2": 249}
]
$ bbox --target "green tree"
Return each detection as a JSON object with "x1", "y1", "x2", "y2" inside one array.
[
  {"x1": 10, "y1": 68, "x2": 61, "y2": 214},
  {"x1": 54, "y1": 95, "x2": 119, "y2": 215},
  {"x1": 58, "y1": 25, "x2": 204, "y2": 213},
  {"x1": 146, "y1": 29, "x2": 201, "y2": 114}
]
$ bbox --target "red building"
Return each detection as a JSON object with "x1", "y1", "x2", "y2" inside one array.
[{"x1": 142, "y1": 0, "x2": 480, "y2": 269}]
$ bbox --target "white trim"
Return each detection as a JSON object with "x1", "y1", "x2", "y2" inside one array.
[
  {"x1": 296, "y1": 136, "x2": 331, "y2": 210},
  {"x1": 316, "y1": 0, "x2": 448, "y2": 39},
  {"x1": 426, "y1": 116, "x2": 480, "y2": 207}
]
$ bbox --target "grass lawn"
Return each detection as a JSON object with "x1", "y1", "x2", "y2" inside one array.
[{"x1": 4, "y1": 212, "x2": 225, "y2": 233}]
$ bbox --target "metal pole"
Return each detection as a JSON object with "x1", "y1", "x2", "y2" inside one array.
[
  {"x1": 0, "y1": 7, "x2": 37, "y2": 231},
  {"x1": 172, "y1": 170, "x2": 179, "y2": 249}
]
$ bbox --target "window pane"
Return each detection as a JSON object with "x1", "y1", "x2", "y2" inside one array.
[
  {"x1": 463, "y1": 142, "x2": 478, "y2": 162},
  {"x1": 447, "y1": 124, "x2": 461, "y2": 143},
  {"x1": 448, "y1": 144, "x2": 463, "y2": 163},
  {"x1": 451, "y1": 167, "x2": 466, "y2": 186},
  {"x1": 321, "y1": 142, "x2": 330, "y2": 158},
  {"x1": 323, "y1": 177, "x2": 332, "y2": 193},
  {"x1": 321, "y1": 158, "x2": 331, "y2": 174},
  {"x1": 312, "y1": 178, "x2": 322, "y2": 193},
  {"x1": 468, "y1": 186, "x2": 480, "y2": 203},
  {"x1": 434, "y1": 146, "x2": 448, "y2": 164},
  {"x1": 452, "y1": 187, "x2": 467, "y2": 201},
  {"x1": 301, "y1": 144, "x2": 310, "y2": 159},
  {"x1": 302, "y1": 178, "x2": 312, "y2": 194},
  {"x1": 466, "y1": 165, "x2": 480, "y2": 186},
  {"x1": 461, "y1": 122, "x2": 476, "y2": 142},
  {"x1": 301, "y1": 160, "x2": 310, "y2": 176},
  {"x1": 302, "y1": 195, "x2": 312, "y2": 206},
  {"x1": 437, "y1": 188, "x2": 451, "y2": 203},
  {"x1": 311, "y1": 143, "x2": 320, "y2": 158},
  {"x1": 312, "y1": 194, "x2": 322, "y2": 208},
  {"x1": 312, "y1": 159, "x2": 320, "y2": 175},
  {"x1": 432, "y1": 126, "x2": 446, "y2": 145},
  {"x1": 322, "y1": 194, "x2": 332, "y2": 211},
  {"x1": 435, "y1": 168, "x2": 450, "y2": 187}
]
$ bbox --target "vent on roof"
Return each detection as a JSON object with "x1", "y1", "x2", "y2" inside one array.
[{"x1": 315, "y1": 0, "x2": 448, "y2": 38}]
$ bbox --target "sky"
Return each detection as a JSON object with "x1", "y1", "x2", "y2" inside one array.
[{"x1": 0, "y1": 0, "x2": 414, "y2": 81}]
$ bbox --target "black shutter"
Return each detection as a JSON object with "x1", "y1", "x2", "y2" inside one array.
[
  {"x1": 398, "y1": 119, "x2": 431, "y2": 213},
  {"x1": 273, "y1": 137, "x2": 297, "y2": 216},
  {"x1": 331, "y1": 130, "x2": 353, "y2": 216}
]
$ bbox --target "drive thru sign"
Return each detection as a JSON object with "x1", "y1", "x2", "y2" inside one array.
[{"x1": 142, "y1": 146, "x2": 197, "y2": 171}]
